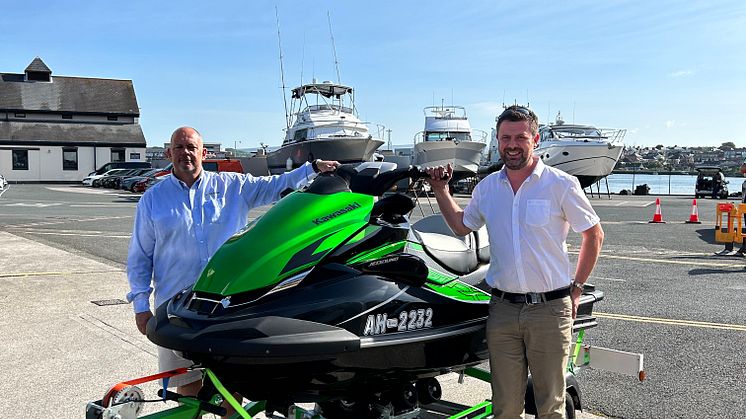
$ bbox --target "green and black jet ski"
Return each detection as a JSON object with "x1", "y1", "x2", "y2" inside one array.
[{"x1": 147, "y1": 162, "x2": 603, "y2": 415}]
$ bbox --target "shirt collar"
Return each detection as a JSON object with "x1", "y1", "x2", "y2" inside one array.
[
  {"x1": 169, "y1": 170, "x2": 206, "y2": 190},
  {"x1": 497, "y1": 157, "x2": 546, "y2": 183}
]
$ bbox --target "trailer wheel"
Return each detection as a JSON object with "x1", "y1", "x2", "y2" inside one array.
[
  {"x1": 318, "y1": 397, "x2": 372, "y2": 419},
  {"x1": 565, "y1": 391, "x2": 576, "y2": 419}
]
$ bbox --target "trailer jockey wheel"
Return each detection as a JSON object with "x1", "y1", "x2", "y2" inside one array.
[
  {"x1": 416, "y1": 377, "x2": 442, "y2": 405},
  {"x1": 104, "y1": 385, "x2": 144, "y2": 419},
  {"x1": 565, "y1": 391, "x2": 576, "y2": 419}
]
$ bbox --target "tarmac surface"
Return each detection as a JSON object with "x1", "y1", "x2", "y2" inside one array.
[{"x1": 1, "y1": 184, "x2": 745, "y2": 418}]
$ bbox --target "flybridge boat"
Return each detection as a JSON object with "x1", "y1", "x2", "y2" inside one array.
[
  {"x1": 412, "y1": 105, "x2": 487, "y2": 183},
  {"x1": 535, "y1": 112, "x2": 626, "y2": 188},
  {"x1": 266, "y1": 81, "x2": 384, "y2": 174}
]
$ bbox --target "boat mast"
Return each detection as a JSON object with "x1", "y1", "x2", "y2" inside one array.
[
  {"x1": 275, "y1": 6, "x2": 291, "y2": 130},
  {"x1": 327, "y1": 11, "x2": 342, "y2": 84}
]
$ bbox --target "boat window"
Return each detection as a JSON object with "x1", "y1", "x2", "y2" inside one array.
[
  {"x1": 293, "y1": 129, "x2": 307, "y2": 142},
  {"x1": 306, "y1": 104, "x2": 352, "y2": 114},
  {"x1": 554, "y1": 128, "x2": 603, "y2": 138},
  {"x1": 425, "y1": 132, "x2": 471, "y2": 142}
]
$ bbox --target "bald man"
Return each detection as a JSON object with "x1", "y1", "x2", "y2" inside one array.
[{"x1": 127, "y1": 127, "x2": 338, "y2": 395}]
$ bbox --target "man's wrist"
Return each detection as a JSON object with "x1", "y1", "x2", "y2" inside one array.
[
  {"x1": 311, "y1": 159, "x2": 321, "y2": 173},
  {"x1": 570, "y1": 280, "x2": 585, "y2": 292}
]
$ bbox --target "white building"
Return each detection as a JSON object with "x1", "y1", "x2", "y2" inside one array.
[{"x1": 0, "y1": 57, "x2": 146, "y2": 182}]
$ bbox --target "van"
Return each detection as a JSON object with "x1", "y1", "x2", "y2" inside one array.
[
  {"x1": 694, "y1": 166, "x2": 729, "y2": 199},
  {"x1": 202, "y1": 159, "x2": 244, "y2": 173},
  {"x1": 89, "y1": 162, "x2": 151, "y2": 176}
]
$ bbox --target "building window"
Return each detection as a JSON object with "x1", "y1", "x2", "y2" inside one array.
[
  {"x1": 129, "y1": 152, "x2": 141, "y2": 160},
  {"x1": 63, "y1": 148, "x2": 78, "y2": 171},
  {"x1": 107, "y1": 115, "x2": 118, "y2": 121},
  {"x1": 62, "y1": 113, "x2": 73, "y2": 120},
  {"x1": 12, "y1": 150, "x2": 29, "y2": 170},
  {"x1": 111, "y1": 148, "x2": 125, "y2": 162},
  {"x1": 15, "y1": 113, "x2": 26, "y2": 118}
]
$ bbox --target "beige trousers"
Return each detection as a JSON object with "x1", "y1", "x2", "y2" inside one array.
[{"x1": 486, "y1": 296, "x2": 573, "y2": 419}]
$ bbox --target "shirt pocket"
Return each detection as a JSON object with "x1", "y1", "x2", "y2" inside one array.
[{"x1": 525, "y1": 199, "x2": 550, "y2": 227}]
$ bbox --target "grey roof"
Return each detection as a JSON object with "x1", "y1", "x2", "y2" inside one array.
[
  {"x1": 25, "y1": 57, "x2": 51, "y2": 74},
  {"x1": 0, "y1": 74, "x2": 140, "y2": 115},
  {"x1": 0, "y1": 121, "x2": 146, "y2": 147}
]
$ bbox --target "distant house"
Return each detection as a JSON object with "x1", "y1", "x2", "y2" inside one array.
[{"x1": 0, "y1": 57, "x2": 146, "y2": 182}]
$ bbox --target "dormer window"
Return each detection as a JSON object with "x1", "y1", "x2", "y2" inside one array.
[{"x1": 24, "y1": 57, "x2": 52, "y2": 82}]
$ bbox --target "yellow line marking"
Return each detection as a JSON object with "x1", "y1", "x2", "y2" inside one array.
[
  {"x1": 596, "y1": 312, "x2": 746, "y2": 331},
  {"x1": 0, "y1": 269, "x2": 124, "y2": 279},
  {"x1": 569, "y1": 251, "x2": 745, "y2": 268}
]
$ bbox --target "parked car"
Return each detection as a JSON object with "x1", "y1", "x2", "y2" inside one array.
[
  {"x1": 694, "y1": 166, "x2": 729, "y2": 199},
  {"x1": 88, "y1": 161, "x2": 151, "y2": 176},
  {"x1": 84, "y1": 168, "x2": 130, "y2": 187},
  {"x1": 122, "y1": 168, "x2": 172, "y2": 192},
  {"x1": 100, "y1": 169, "x2": 144, "y2": 189},
  {"x1": 203, "y1": 158, "x2": 244, "y2": 173}
]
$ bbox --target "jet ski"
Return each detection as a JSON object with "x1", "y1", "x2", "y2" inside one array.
[{"x1": 146, "y1": 162, "x2": 605, "y2": 416}]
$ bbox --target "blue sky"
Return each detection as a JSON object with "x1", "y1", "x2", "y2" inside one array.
[{"x1": 3, "y1": 0, "x2": 746, "y2": 149}]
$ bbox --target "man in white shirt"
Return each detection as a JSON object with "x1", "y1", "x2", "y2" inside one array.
[
  {"x1": 127, "y1": 126, "x2": 338, "y2": 396},
  {"x1": 426, "y1": 106, "x2": 604, "y2": 418}
]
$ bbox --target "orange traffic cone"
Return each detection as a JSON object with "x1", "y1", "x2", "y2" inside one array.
[
  {"x1": 649, "y1": 198, "x2": 666, "y2": 223},
  {"x1": 685, "y1": 199, "x2": 701, "y2": 224}
]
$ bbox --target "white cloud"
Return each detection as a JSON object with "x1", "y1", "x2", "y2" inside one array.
[
  {"x1": 669, "y1": 69, "x2": 694, "y2": 78},
  {"x1": 665, "y1": 120, "x2": 676, "y2": 128}
]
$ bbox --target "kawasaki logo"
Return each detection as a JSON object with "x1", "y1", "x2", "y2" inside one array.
[{"x1": 313, "y1": 202, "x2": 362, "y2": 225}]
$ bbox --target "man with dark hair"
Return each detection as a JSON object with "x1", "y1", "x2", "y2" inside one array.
[
  {"x1": 426, "y1": 106, "x2": 604, "y2": 418},
  {"x1": 127, "y1": 126, "x2": 338, "y2": 398}
]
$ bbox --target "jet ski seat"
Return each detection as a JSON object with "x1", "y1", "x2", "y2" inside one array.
[{"x1": 412, "y1": 214, "x2": 490, "y2": 275}]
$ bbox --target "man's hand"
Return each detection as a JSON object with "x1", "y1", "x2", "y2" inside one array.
[
  {"x1": 570, "y1": 287, "x2": 582, "y2": 319},
  {"x1": 135, "y1": 311, "x2": 154, "y2": 335},
  {"x1": 316, "y1": 160, "x2": 340, "y2": 173},
  {"x1": 425, "y1": 164, "x2": 453, "y2": 193}
]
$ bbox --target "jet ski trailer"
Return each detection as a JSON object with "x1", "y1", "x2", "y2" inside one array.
[{"x1": 86, "y1": 307, "x2": 643, "y2": 419}]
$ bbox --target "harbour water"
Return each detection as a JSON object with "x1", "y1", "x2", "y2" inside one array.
[{"x1": 599, "y1": 173, "x2": 745, "y2": 196}]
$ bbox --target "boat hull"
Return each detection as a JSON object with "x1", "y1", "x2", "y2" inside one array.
[
  {"x1": 534, "y1": 142, "x2": 623, "y2": 188},
  {"x1": 266, "y1": 137, "x2": 384, "y2": 174},
  {"x1": 413, "y1": 140, "x2": 485, "y2": 181}
]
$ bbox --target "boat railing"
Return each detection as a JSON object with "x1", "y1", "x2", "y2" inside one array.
[
  {"x1": 304, "y1": 104, "x2": 354, "y2": 114},
  {"x1": 549, "y1": 128, "x2": 627, "y2": 144}
]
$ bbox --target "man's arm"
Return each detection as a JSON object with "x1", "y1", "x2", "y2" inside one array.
[
  {"x1": 570, "y1": 223, "x2": 604, "y2": 317},
  {"x1": 126, "y1": 197, "x2": 156, "y2": 334},
  {"x1": 425, "y1": 164, "x2": 473, "y2": 236}
]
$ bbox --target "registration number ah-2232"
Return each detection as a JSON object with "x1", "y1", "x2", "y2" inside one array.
[{"x1": 362, "y1": 308, "x2": 433, "y2": 336}]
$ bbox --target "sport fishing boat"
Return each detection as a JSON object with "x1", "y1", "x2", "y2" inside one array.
[
  {"x1": 412, "y1": 105, "x2": 487, "y2": 183},
  {"x1": 266, "y1": 81, "x2": 384, "y2": 174},
  {"x1": 535, "y1": 112, "x2": 626, "y2": 188}
]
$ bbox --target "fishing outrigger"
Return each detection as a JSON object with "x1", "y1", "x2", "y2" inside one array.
[{"x1": 87, "y1": 162, "x2": 644, "y2": 419}]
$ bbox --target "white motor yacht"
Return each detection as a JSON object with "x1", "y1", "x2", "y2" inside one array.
[
  {"x1": 534, "y1": 112, "x2": 625, "y2": 188},
  {"x1": 412, "y1": 105, "x2": 487, "y2": 182},
  {"x1": 266, "y1": 81, "x2": 384, "y2": 174}
]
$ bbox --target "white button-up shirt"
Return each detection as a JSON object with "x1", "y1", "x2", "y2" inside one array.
[
  {"x1": 126, "y1": 164, "x2": 315, "y2": 313},
  {"x1": 463, "y1": 159, "x2": 600, "y2": 293}
]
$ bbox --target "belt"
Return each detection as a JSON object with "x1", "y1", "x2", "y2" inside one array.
[{"x1": 491, "y1": 286, "x2": 570, "y2": 305}]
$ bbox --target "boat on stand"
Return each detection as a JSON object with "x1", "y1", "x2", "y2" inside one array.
[
  {"x1": 535, "y1": 112, "x2": 626, "y2": 188},
  {"x1": 266, "y1": 81, "x2": 384, "y2": 174},
  {"x1": 412, "y1": 105, "x2": 487, "y2": 185}
]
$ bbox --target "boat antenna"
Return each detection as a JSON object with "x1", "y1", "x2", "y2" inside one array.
[
  {"x1": 300, "y1": 31, "x2": 306, "y2": 86},
  {"x1": 327, "y1": 11, "x2": 342, "y2": 84},
  {"x1": 275, "y1": 6, "x2": 290, "y2": 130}
]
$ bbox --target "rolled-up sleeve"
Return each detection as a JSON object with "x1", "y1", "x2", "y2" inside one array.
[
  {"x1": 239, "y1": 162, "x2": 316, "y2": 207},
  {"x1": 126, "y1": 195, "x2": 156, "y2": 313}
]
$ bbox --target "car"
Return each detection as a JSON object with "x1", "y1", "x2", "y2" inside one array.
[
  {"x1": 122, "y1": 168, "x2": 172, "y2": 192},
  {"x1": 694, "y1": 166, "x2": 729, "y2": 199},
  {"x1": 87, "y1": 161, "x2": 151, "y2": 176},
  {"x1": 83, "y1": 168, "x2": 130, "y2": 187},
  {"x1": 202, "y1": 158, "x2": 244, "y2": 173}
]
